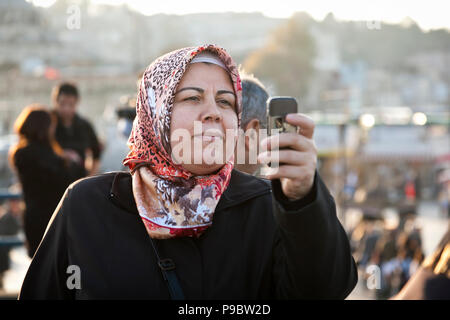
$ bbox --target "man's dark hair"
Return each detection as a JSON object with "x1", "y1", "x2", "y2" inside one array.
[
  {"x1": 52, "y1": 82, "x2": 79, "y2": 102},
  {"x1": 241, "y1": 74, "x2": 269, "y2": 129}
]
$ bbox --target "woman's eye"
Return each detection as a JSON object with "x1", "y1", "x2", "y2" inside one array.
[
  {"x1": 184, "y1": 96, "x2": 200, "y2": 102},
  {"x1": 218, "y1": 99, "x2": 232, "y2": 107}
]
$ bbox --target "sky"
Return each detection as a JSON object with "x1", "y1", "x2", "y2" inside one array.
[{"x1": 29, "y1": 0, "x2": 449, "y2": 31}]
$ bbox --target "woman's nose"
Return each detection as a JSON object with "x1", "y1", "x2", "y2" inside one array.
[
  {"x1": 202, "y1": 112, "x2": 222, "y2": 123},
  {"x1": 201, "y1": 99, "x2": 222, "y2": 123}
]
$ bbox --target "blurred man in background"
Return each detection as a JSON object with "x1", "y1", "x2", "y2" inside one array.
[
  {"x1": 52, "y1": 82, "x2": 102, "y2": 177},
  {"x1": 234, "y1": 74, "x2": 269, "y2": 176}
]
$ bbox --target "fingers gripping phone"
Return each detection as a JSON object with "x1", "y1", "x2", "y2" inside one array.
[{"x1": 261, "y1": 97, "x2": 298, "y2": 175}]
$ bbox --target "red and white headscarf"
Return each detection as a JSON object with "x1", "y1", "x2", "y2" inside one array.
[{"x1": 123, "y1": 45, "x2": 242, "y2": 239}]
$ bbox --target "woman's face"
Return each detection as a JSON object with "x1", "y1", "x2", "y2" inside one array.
[{"x1": 170, "y1": 62, "x2": 238, "y2": 175}]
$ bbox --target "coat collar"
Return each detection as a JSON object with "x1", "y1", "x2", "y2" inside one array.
[{"x1": 109, "y1": 169, "x2": 271, "y2": 215}]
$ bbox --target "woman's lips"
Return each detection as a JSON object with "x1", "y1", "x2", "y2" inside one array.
[
  {"x1": 201, "y1": 135, "x2": 220, "y2": 142},
  {"x1": 194, "y1": 133, "x2": 224, "y2": 142}
]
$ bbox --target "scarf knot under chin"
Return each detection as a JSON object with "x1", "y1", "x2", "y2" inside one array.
[{"x1": 132, "y1": 164, "x2": 233, "y2": 239}]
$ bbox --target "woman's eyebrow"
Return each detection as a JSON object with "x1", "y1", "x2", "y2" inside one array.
[
  {"x1": 216, "y1": 90, "x2": 235, "y2": 97},
  {"x1": 175, "y1": 87, "x2": 204, "y2": 95}
]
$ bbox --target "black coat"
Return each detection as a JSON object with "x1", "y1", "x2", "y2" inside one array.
[
  {"x1": 13, "y1": 142, "x2": 84, "y2": 257},
  {"x1": 19, "y1": 170, "x2": 357, "y2": 299}
]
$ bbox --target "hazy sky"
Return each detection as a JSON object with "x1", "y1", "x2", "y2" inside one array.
[{"x1": 30, "y1": 0, "x2": 449, "y2": 31}]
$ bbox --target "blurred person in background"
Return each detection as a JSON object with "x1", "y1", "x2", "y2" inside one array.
[
  {"x1": 234, "y1": 73, "x2": 269, "y2": 176},
  {"x1": 437, "y1": 169, "x2": 450, "y2": 218},
  {"x1": 9, "y1": 105, "x2": 84, "y2": 257},
  {"x1": 52, "y1": 82, "x2": 103, "y2": 177},
  {"x1": 115, "y1": 72, "x2": 143, "y2": 139},
  {"x1": 0, "y1": 197, "x2": 22, "y2": 289},
  {"x1": 350, "y1": 214, "x2": 383, "y2": 268},
  {"x1": 390, "y1": 224, "x2": 424, "y2": 295},
  {"x1": 116, "y1": 95, "x2": 137, "y2": 139},
  {"x1": 343, "y1": 170, "x2": 359, "y2": 202},
  {"x1": 404, "y1": 178, "x2": 416, "y2": 204},
  {"x1": 371, "y1": 227, "x2": 398, "y2": 299},
  {"x1": 392, "y1": 228, "x2": 449, "y2": 300}
]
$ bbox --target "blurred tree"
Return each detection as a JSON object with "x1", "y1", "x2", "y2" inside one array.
[{"x1": 243, "y1": 14, "x2": 316, "y2": 99}]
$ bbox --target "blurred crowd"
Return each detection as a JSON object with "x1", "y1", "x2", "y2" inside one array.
[{"x1": 349, "y1": 209, "x2": 425, "y2": 299}]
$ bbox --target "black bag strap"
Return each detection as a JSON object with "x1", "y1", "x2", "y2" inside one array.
[{"x1": 149, "y1": 238, "x2": 185, "y2": 300}]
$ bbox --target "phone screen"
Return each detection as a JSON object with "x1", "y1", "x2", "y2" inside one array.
[{"x1": 267, "y1": 97, "x2": 298, "y2": 135}]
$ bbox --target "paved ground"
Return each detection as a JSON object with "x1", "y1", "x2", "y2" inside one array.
[{"x1": 1, "y1": 246, "x2": 30, "y2": 299}]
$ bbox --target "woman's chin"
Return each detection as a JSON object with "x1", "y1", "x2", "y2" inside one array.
[{"x1": 181, "y1": 163, "x2": 226, "y2": 176}]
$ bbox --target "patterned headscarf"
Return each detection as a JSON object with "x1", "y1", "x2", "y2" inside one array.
[{"x1": 123, "y1": 45, "x2": 242, "y2": 239}]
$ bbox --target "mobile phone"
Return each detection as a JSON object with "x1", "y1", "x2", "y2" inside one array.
[
  {"x1": 267, "y1": 97, "x2": 298, "y2": 135},
  {"x1": 260, "y1": 97, "x2": 298, "y2": 176}
]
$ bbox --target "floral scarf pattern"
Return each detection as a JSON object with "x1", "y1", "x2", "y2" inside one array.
[{"x1": 123, "y1": 45, "x2": 242, "y2": 239}]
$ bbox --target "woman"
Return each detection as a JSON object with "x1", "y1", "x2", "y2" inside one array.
[
  {"x1": 9, "y1": 105, "x2": 84, "y2": 257},
  {"x1": 19, "y1": 45, "x2": 357, "y2": 299}
]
